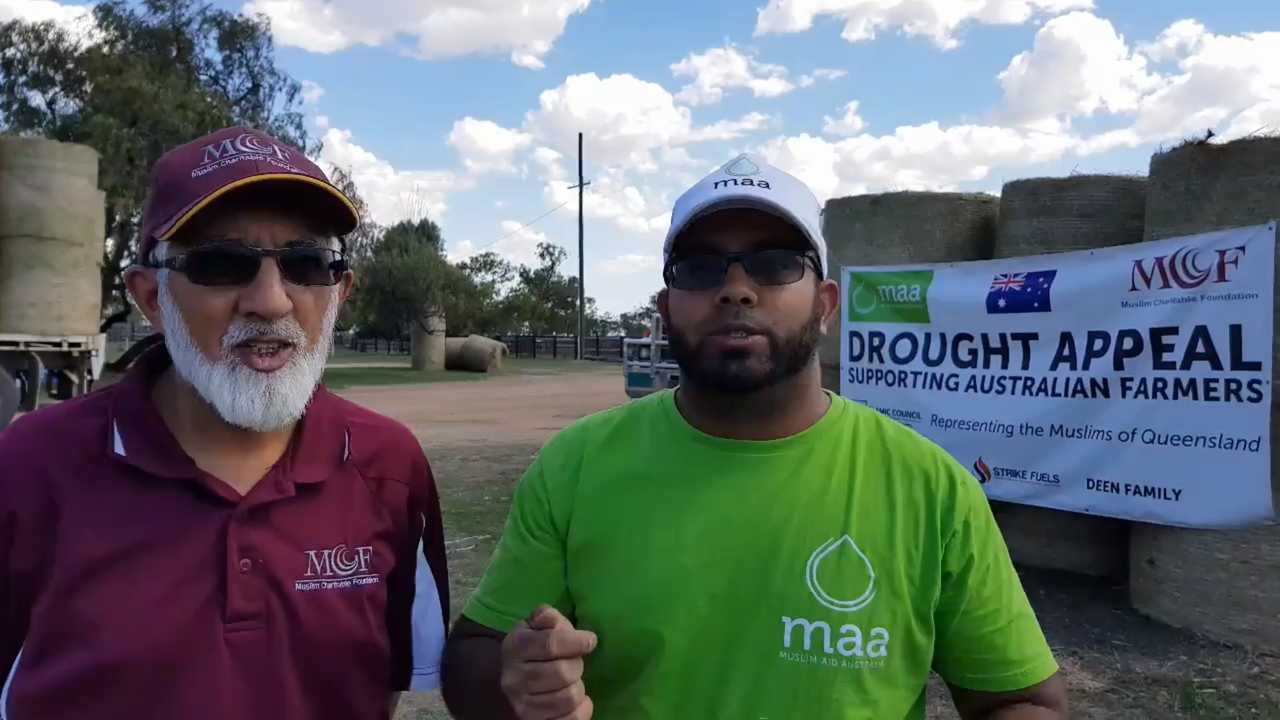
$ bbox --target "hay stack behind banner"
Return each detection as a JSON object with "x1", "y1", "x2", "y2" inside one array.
[
  {"x1": 1132, "y1": 135, "x2": 1280, "y2": 652},
  {"x1": 995, "y1": 175, "x2": 1147, "y2": 257},
  {"x1": 0, "y1": 137, "x2": 104, "y2": 336},
  {"x1": 987, "y1": 174, "x2": 1148, "y2": 580},
  {"x1": 819, "y1": 191, "x2": 998, "y2": 391}
]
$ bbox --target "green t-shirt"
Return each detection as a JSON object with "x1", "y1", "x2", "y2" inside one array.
[{"x1": 464, "y1": 390, "x2": 1058, "y2": 719}]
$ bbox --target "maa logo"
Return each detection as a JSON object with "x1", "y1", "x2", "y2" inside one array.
[
  {"x1": 296, "y1": 543, "x2": 379, "y2": 592},
  {"x1": 779, "y1": 535, "x2": 890, "y2": 668}
]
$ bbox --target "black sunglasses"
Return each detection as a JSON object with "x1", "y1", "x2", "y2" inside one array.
[
  {"x1": 664, "y1": 248, "x2": 819, "y2": 291},
  {"x1": 146, "y1": 242, "x2": 349, "y2": 287}
]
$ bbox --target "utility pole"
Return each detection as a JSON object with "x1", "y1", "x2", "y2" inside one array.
[{"x1": 569, "y1": 132, "x2": 591, "y2": 360}]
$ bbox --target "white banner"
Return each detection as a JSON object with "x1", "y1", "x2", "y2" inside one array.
[{"x1": 839, "y1": 222, "x2": 1276, "y2": 529}]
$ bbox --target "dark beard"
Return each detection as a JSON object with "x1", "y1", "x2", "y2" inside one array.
[{"x1": 668, "y1": 299, "x2": 823, "y2": 394}]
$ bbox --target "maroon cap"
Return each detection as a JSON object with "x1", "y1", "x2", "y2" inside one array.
[{"x1": 139, "y1": 126, "x2": 359, "y2": 261}]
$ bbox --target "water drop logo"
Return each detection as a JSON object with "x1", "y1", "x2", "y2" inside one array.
[
  {"x1": 723, "y1": 155, "x2": 761, "y2": 177},
  {"x1": 805, "y1": 535, "x2": 876, "y2": 613}
]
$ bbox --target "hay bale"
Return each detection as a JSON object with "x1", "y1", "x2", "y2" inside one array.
[
  {"x1": 995, "y1": 175, "x2": 1147, "y2": 258},
  {"x1": 0, "y1": 137, "x2": 104, "y2": 335},
  {"x1": 1130, "y1": 521, "x2": 1280, "y2": 652},
  {"x1": 990, "y1": 503, "x2": 1127, "y2": 579},
  {"x1": 444, "y1": 337, "x2": 468, "y2": 370},
  {"x1": 819, "y1": 191, "x2": 998, "y2": 391},
  {"x1": 987, "y1": 174, "x2": 1141, "y2": 577},
  {"x1": 1129, "y1": 136, "x2": 1280, "y2": 651},
  {"x1": 445, "y1": 335, "x2": 505, "y2": 373},
  {"x1": 1144, "y1": 136, "x2": 1280, "y2": 393},
  {"x1": 410, "y1": 312, "x2": 446, "y2": 370}
]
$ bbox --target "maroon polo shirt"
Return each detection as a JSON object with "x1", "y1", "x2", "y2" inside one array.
[{"x1": 0, "y1": 346, "x2": 449, "y2": 720}]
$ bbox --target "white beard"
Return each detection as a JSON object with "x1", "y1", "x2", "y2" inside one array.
[{"x1": 157, "y1": 279, "x2": 339, "y2": 432}]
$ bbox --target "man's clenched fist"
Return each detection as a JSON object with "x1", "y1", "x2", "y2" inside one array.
[{"x1": 500, "y1": 605, "x2": 599, "y2": 719}]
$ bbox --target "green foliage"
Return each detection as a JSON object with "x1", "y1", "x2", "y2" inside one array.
[
  {"x1": 0, "y1": 0, "x2": 313, "y2": 315},
  {"x1": 354, "y1": 218, "x2": 464, "y2": 339},
  {"x1": 619, "y1": 291, "x2": 661, "y2": 336}
]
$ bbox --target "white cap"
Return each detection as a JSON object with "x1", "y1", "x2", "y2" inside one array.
[{"x1": 663, "y1": 153, "x2": 828, "y2": 277}]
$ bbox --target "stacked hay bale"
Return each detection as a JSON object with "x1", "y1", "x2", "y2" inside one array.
[
  {"x1": 819, "y1": 192, "x2": 998, "y2": 391},
  {"x1": 410, "y1": 312, "x2": 446, "y2": 370},
  {"x1": 988, "y1": 175, "x2": 1148, "y2": 580},
  {"x1": 444, "y1": 335, "x2": 508, "y2": 373},
  {"x1": 1130, "y1": 136, "x2": 1280, "y2": 652},
  {"x1": 0, "y1": 137, "x2": 104, "y2": 336}
]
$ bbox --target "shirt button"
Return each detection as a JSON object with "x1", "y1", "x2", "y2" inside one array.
[{"x1": 238, "y1": 558, "x2": 253, "y2": 573}]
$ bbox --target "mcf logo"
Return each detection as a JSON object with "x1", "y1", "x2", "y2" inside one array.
[
  {"x1": 197, "y1": 133, "x2": 292, "y2": 168},
  {"x1": 1129, "y1": 244, "x2": 1246, "y2": 292},
  {"x1": 304, "y1": 544, "x2": 374, "y2": 578}
]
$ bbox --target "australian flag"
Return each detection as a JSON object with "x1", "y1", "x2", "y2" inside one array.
[{"x1": 986, "y1": 270, "x2": 1057, "y2": 314}]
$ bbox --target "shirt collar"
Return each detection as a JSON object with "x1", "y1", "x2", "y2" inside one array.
[{"x1": 108, "y1": 343, "x2": 349, "y2": 485}]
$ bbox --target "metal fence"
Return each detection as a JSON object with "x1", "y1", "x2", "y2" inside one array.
[{"x1": 497, "y1": 335, "x2": 624, "y2": 362}]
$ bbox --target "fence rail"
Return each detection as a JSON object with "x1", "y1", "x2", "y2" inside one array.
[
  {"x1": 337, "y1": 333, "x2": 628, "y2": 362},
  {"x1": 496, "y1": 335, "x2": 624, "y2": 362}
]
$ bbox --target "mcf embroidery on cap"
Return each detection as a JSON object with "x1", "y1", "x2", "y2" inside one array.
[{"x1": 191, "y1": 132, "x2": 305, "y2": 180}]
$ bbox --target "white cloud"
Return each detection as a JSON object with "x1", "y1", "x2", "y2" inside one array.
[
  {"x1": 822, "y1": 101, "x2": 867, "y2": 137},
  {"x1": 1128, "y1": 24, "x2": 1280, "y2": 144},
  {"x1": 457, "y1": 72, "x2": 780, "y2": 244},
  {"x1": 524, "y1": 73, "x2": 693, "y2": 171},
  {"x1": 300, "y1": 80, "x2": 326, "y2": 105},
  {"x1": 799, "y1": 68, "x2": 848, "y2": 87},
  {"x1": 448, "y1": 117, "x2": 533, "y2": 175},
  {"x1": 523, "y1": 72, "x2": 771, "y2": 172},
  {"x1": 671, "y1": 44, "x2": 795, "y2": 106},
  {"x1": 469, "y1": 221, "x2": 549, "y2": 267},
  {"x1": 0, "y1": 0, "x2": 91, "y2": 26},
  {"x1": 998, "y1": 12, "x2": 1159, "y2": 125},
  {"x1": 313, "y1": 115, "x2": 331, "y2": 130},
  {"x1": 755, "y1": 0, "x2": 1093, "y2": 49},
  {"x1": 687, "y1": 112, "x2": 776, "y2": 143},
  {"x1": 240, "y1": 0, "x2": 591, "y2": 69},
  {"x1": 545, "y1": 166, "x2": 670, "y2": 236},
  {"x1": 995, "y1": 15, "x2": 1280, "y2": 151},
  {"x1": 316, "y1": 127, "x2": 469, "y2": 226},
  {"x1": 758, "y1": 122, "x2": 1077, "y2": 200},
  {"x1": 598, "y1": 253, "x2": 660, "y2": 277}
]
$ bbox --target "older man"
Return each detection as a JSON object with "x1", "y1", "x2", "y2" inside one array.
[{"x1": 0, "y1": 126, "x2": 448, "y2": 720}]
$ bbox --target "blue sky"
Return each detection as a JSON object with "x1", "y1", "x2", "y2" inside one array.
[{"x1": 8, "y1": 0, "x2": 1278, "y2": 315}]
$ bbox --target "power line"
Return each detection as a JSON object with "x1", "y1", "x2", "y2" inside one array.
[{"x1": 466, "y1": 199, "x2": 571, "y2": 254}]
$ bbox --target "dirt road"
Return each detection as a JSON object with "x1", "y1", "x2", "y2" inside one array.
[{"x1": 338, "y1": 364, "x2": 624, "y2": 448}]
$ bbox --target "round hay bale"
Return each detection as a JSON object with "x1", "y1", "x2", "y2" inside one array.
[
  {"x1": 0, "y1": 136, "x2": 99, "y2": 185},
  {"x1": 994, "y1": 175, "x2": 1147, "y2": 258},
  {"x1": 448, "y1": 335, "x2": 505, "y2": 373},
  {"x1": 990, "y1": 503, "x2": 1127, "y2": 579},
  {"x1": 1130, "y1": 136, "x2": 1280, "y2": 651},
  {"x1": 410, "y1": 312, "x2": 446, "y2": 370},
  {"x1": 1130, "y1": 521, "x2": 1280, "y2": 652},
  {"x1": 818, "y1": 191, "x2": 999, "y2": 391},
  {"x1": 444, "y1": 337, "x2": 467, "y2": 370},
  {"x1": 0, "y1": 137, "x2": 104, "y2": 336},
  {"x1": 1144, "y1": 136, "x2": 1280, "y2": 393},
  {"x1": 988, "y1": 174, "x2": 1140, "y2": 578}
]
